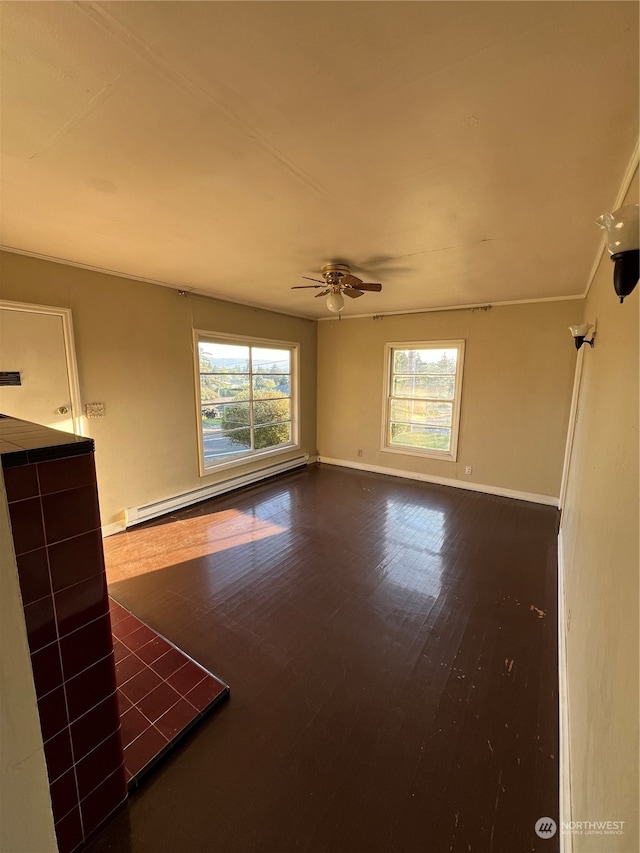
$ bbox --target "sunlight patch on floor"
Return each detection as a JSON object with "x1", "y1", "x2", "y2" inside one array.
[{"x1": 104, "y1": 508, "x2": 288, "y2": 580}]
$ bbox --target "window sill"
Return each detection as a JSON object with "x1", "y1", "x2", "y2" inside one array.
[
  {"x1": 199, "y1": 443, "x2": 300, "y2": 477},
  {"x1": 381, "y1": 444, "x2": 457, "y2": 463}
]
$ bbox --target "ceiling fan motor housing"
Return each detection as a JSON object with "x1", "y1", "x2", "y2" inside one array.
[{"x1": 321, "y1": 263, "x2": 351, "y2": 286}]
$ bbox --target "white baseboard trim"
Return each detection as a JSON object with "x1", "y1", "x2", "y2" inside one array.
[
  {"x1": 558, "y1": 530, "x2": 573, "y2": 852},
  {"x1": 316, "y1": 457, "x2": 559, "y2": 506},
  {"x1": 102, "y1": 520, "x2": 126, "y2": 538},
  {"x1": 124, "y1": 453, "x2": 310, "y2": 528}
]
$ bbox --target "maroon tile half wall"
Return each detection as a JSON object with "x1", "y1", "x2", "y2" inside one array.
[
  {"x1": 1, "y1": 417, "x2": 127, "y2": 853},
  {"x1": 2, "y1": 416, "x2": 231, "y2": 852}
]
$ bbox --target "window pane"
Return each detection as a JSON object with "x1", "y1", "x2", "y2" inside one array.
[
  {"x1": 201, "y1": 374, "x2": 250, "y2": 403},
  {"x1": 206, "y1": 375, "x2": 250, "y2": 403},
  {"x1": 392, "y1": 375, "x2": 455, "y2": 400},
  {"x1": 200, "y1": 375, "x2": 221, "y2": 403},
  {"x1": 222, "y1": 426, "x2": 252, "y2": 451},
  {"x1": 389, "y1": 424, "x2": 451, "y2": 452},
  {"x1": 219, "y1": 401, "x2": 251, "y2": 431},
  {"x1": 252, "y1": 347, "x2": 290, "y2": 374},
  {"x1": 390, "y1": 399, "x2": 453, "y2": 426},
  {"x1": 252, "y1": 374, "x2": 290, "y2": 395},
  {"x1": 393, "y1": 348, "x2": 457, "y2": 375},
  {"x1": 254, "y1": 397, "x2": 290, "y2": 425},
  {"x1": 275, "y1": 376, "x2": 290, "y2": 396},
  {"x1": 202, "y1": 422, "x2": 251, "y2": 462},
  {"x1": 254, "y1": 423, "x2": 291, "y2": 450},
  {"x1": 199, "y1": 342, "x2": 249, "y2": 373},
  {"x1": 201, "y1": 403, "x2": 222, "y2": 423}
]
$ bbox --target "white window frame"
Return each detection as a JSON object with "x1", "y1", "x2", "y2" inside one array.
[
  {"x1": 194, "y1": 330, "x2": 299, "y2": 475},
  {"x1": 381, "y1": 339, "x2": 465, "y2": 463}
]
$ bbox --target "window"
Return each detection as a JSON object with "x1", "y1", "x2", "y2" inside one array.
[
  {"x1": 196, "y1": 333, "x2": 298, "y2": 472},
  {"x1": 383, "y1": 340, "x2": 465, "y2": 461}
]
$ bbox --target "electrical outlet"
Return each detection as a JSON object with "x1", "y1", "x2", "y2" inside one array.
[
  {"x1": 465, "y1": 465, "x2": 472, "y2": 475},
  {"x1": 357, "y1": 449, "x2": 363, "y2": 457}
]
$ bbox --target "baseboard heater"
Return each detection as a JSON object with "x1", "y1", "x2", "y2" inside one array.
[{"x1": 124, "y1": 453, "x2": 309, "y2": 528}]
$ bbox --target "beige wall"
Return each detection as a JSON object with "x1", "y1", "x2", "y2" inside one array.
[
  {"x1": 317, "y1": 300, "x2": 578, "y2": 499},
  {"x1": 0, "y1": 472, "x2": 57, "y2": 853},
  {"x1": 0, "y1": 251, "x2": 317, "y2": 526},
  {"x1": 560, "y1": 170, "x2": 639, "y2": 851}
]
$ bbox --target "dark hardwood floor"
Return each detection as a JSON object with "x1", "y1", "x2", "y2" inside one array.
[{"x1": 86, "y1": 463, "x2": 559, "y2": 853}]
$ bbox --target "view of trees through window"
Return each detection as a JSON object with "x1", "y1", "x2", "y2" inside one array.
[
  {"x1": 198, "y1": 339, "x2": 293, "y2": 466},
  {"x1": 388, "y1": 345, "x2": 462, "y2": 455}
]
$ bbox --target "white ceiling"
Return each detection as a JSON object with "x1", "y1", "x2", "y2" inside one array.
[{"x1": 1, "y1": 1, "x2": 638, "y2": 318}]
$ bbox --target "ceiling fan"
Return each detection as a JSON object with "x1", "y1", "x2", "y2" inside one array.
[{"x1": 292, "y1": 263, "x2": 382, "y2": 313}]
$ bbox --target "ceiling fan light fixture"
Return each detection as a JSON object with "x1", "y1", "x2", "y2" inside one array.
[
  {"x1": 326, "y1": 291, "x2": 345, "y2": 313},
  {"x1": 292, "y1": 262, "x2": 382, "y2": 312}
]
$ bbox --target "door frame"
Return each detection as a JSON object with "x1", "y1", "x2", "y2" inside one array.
[
  {"x1": 558, "y1": 348, "x2": 584, "y2": 514},
  {"x1": 0, "y1": 299, "x2": 84, "y2": 435},
  {"x1": 558, "y1": 318, "x2": 596, "y2": 514}
]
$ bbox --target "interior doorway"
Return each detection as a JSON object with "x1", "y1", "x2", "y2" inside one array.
[{"x1": 0, "y1": 300, "x2": 83, "y2": 435}]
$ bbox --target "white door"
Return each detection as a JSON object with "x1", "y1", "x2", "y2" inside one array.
[{"x1": 0, "y1": 302, "x2": 82, "y2": 435}]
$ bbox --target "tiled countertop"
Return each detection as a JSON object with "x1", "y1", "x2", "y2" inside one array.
[{"x1": 0, "y1": 415, "x2": 93, "y2": 466}]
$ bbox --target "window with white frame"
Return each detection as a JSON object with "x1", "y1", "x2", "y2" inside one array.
[
  {"x1": 196, "y1": 333, "x2": 298, "y2": 472},
  {"x1": 383, "y1": 340, "x2": 465, "y2": 461}
]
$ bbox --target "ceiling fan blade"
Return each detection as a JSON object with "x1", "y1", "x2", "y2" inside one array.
[
  {"x1": 314, "y1": 289, "x2": 330, "y2": 297},
  {"x1": 353, "y1": 282, "x2": 382, "y2": 292},
  {"x1": 302, "y1": 276, "x2": 325, "y2": 283},
  {"x1": 344, "y1": 287, "x2": 364, "y2": 298},
  {"x1": 291, "y1": 284, "x2": 325, "y2": 289},
  {"x1": 342, "y1": 273, "x2": 363, "y2": 287}
]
